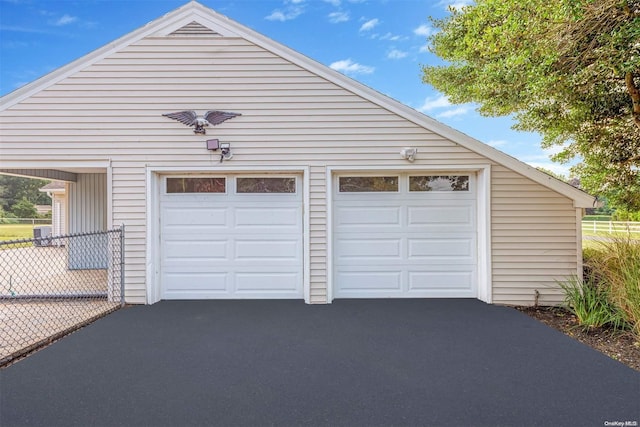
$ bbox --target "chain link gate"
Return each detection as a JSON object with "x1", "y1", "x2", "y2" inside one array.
[{"x1": 0, "y1": 227, "x2": 125, "y2": 366}]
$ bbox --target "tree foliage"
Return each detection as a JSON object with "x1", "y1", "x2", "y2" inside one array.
[
  {"x1": 10, "y1": 197, "x2": 38, "y2": 219},
  {"x1": 422, "y1": 0, "x2": 640, "y2": 209},
  {"x1": 0, "y1": 175, "x2": 51, "y2": 213}
]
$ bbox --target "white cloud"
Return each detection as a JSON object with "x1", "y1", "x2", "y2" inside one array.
[
  {"x1": 419, "y1": 43, "x2": 431, "y2": 53},
  {"x1": 525, "y1": 161, "x2": 571, "y2": 177},
  {"x1": 542, "y1": 145, "x2": 566, "y2": 156},
  {"x1": 330, "y1": 58, "x2": 375, "y2": 75},
  {"x1": 265, "y1": 1, "x2": 305, "y2": 21},
  {"x1": 54, "y1": 14, "x2": 77, "y2": 26},
  {"x1": 359, "y1": 18, "x2": 379, "y2": 32},
  {"x1": 413, "y1": 24, "x2": 433, "y2": 37},
  {"x1": 387, "y1": 49, "x2": 408, "y2": 59},
  {"x1": 418, "y1": 95, "x2": 451, "y2": 112},
  {"x1": 487, "y1": 140, "x2": 508, "y2": 148},
  {"x1": 418, "y1": 95, "x2": 472, "y2": 118},
  {"x1": 328, "y1": 11, "x2": 349, "y2": 23},
  {"x1": 437, "y1": 106, "x2": 471, "y2": 118},
  {"x1": 439, "y1": 0, "x2": 474, "y2": 10},
  {"x1": 379, "y1": 32, "x2": 404, "y2": 41},
  {"x1": 323, "y1": 0, "x2": 341, "y2": 5},
  {"x1": 265, "y1": 7, "x2": 304, "y2": 21}
]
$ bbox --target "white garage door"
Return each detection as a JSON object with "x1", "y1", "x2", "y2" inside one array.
[
  {"x1": 160, "y1": 175, "x2": 303, "y2": 299},
  {"x1": 333, "y1": 173, "x2": 477, "y2": 298}
]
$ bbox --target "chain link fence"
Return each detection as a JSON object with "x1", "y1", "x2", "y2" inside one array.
[{"x1": 0, "y1": 227, "x2": 124, "y2": 366}]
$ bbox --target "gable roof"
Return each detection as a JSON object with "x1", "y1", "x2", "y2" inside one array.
[
  {"x1": 39, "y1": 181, "x2": 66, "y2": 193},
  {"x1": 0, "y1": 1, "x2": 596, "y2": 208}
]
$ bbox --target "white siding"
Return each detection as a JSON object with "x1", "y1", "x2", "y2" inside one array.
[
  {"x1": 491, "y1": 165, "x2": 578, "y2": 305},
  {"x1": 0, "y1": 34, "x2": 580, "y2": 305},
  {"x1": 68, "y1": 173, "x2": 107, "y2": 233}
]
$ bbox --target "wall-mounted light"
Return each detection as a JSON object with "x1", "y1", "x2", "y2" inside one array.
[
  {"x1": 206, "y1": 139, "x2": 232, "y2": 162},
  {"x1": 400, "y1": 147, "x2": 417, "y2": 162},
  {"x1": 219, "y1": 142, "x2": 233, "y2": 162}
]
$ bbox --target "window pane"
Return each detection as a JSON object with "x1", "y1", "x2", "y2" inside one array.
[
  {"x1": 236, "y1": 177, "x2": 296, "y2": 193},
  {"x1": 409, "y1": 176, "x2": 469, "y2": 192},
  {"x1": 339, "y1": 176, "x2": 398, "y2": 192},
  {"x1": 166, "y1": 177, "x2": 226, "y2": 193}
]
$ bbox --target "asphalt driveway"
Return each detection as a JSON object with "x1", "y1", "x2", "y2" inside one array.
[{"x1": 1, "y1": 299, "x2": 638, "y2": 427}]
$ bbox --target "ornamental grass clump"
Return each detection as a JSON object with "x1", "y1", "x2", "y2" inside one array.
[
  {"x1": 559, "y1": 276, "x2": 628, "y2": 331},
  {"x1": 586, "y1": 237, "x2": 640, "y2": 336}
]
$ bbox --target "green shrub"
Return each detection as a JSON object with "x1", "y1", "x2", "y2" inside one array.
[
  {"x1": 611, "y1": 209, "x2": 640, "y2": 222},
  {"x1": 0, "y1": 212, "x2": 18, "y2": 224},
  {"x1": 587, "y1": 238, "x2": 640, "y2": 336},
  {"x1": 559, "y1": 276, "x2": 628, "y2": 331}
]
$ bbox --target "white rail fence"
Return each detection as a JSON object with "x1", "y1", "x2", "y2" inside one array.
[
  {"x1": 0, "y1": 218, "x2": 52, "y2": 225},
  {"x1": 582, "y1": 220, "x2": 640, "y2": 235}
]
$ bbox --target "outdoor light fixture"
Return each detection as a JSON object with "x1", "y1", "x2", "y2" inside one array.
[
  {"x1": 205, "y1": 139, "x2": 232, "y2": 162},
  {"x1": 400, "y1": 147, "x2": 418, "y2": 162},
  {"x1": 219, "y1": 142, "x2": 233, "y2": 162}
]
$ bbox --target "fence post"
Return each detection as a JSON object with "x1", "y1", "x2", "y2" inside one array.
[
  {"x1": 120, "y1": 224, "x2": 125, "y2": 307},
  {"x1": 593, "y1": 221, "x2": 596, "y2": 233},
  {"x1": 609, "y1": 221, "x2": 613, "y2": 233}
]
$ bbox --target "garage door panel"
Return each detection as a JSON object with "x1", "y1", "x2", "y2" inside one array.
[
  {"x1": 162, "y1": 206, "x2": 228, "y2": 228},
  {"x1": 235, "y1": 239, "x2": 300, "y2": 261},
  {"x1": 334, "y1": 206, "x2": 400, "y2": 227},
  {"x1": 334, "y1": 172, "x2": 477, "y2": 299},
  {"x1": 160, "y1": 174, "x2": 303, "y2": 299},
  {"x1": 234, "y1": 207, "x2": 300, "y2": 227},
  {"x1": 408, "y1": 271, "x2": 474, "y2": 291},
  {"x1": 163, "y1": 239, "x2": 228, "y2": 262},
  {"x1": 335, "y1": 270, "x2": 402, "y2": 292},
  {"x1": 408, "y1": 238, "x2": 474, "y2": 260},
  {"x1": 235, "y1": 272, "x2": 300, "y2": 293},
  {"x1": 408, "y1": 205, "x2": 474, "y2": 227},
  {"x1": 336, "y1": 238, "x2": 401, "y2": 259},
  {"x1": 163, "y1": 272, "x2": 229, "y2": 296}
]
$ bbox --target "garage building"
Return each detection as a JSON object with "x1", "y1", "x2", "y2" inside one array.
[{"x1": 0, "y1": 1, "x2": 596, "y2": 305}]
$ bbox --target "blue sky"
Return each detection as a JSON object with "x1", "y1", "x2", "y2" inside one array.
[{"x1": 0, "y1": 0, "x2": 570, "y2": 175}]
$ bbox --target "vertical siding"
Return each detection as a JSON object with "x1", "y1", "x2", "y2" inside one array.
[
  {"x1": 68, "y1": 173, "x2": 107, "y2": 233},
  {"x1": 491, "y1": 165, "x2": 578, "y2": 305},
  {"x1": 0, "y1": 34, "x2": 582, "y2": 304}
]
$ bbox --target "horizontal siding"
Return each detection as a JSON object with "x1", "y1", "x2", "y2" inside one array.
[
  {"x1": 491, "y1": 165, "x2": 577, "y2": 306},
  {"x1": 0, "y1": 35, "x2": 580, "y2": 305},
  {"x1": 309, "y1": 166, "x2": 327, "y2": 303}
]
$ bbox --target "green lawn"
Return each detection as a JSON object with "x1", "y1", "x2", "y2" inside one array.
[{"x1": 0, "y1": 224, "x2": 38, "y2": 242}]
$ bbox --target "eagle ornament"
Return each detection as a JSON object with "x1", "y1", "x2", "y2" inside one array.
[{"x1": 163, "y1": 110, "x2": 241, "y2": 134}]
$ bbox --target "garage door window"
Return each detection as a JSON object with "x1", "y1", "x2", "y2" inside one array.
[
  {"x1": 236, "y1": 177, "x2": 296, "y2": 193},
  {"x1": 409, "y1": 175, "x2": 469, "y2": 192},
  {"x1": 166, "y1": 177, "x2": 226, "y2": 193},
  {"x1": 339, "y1": 176, "x2": 398, "y2": 192}
]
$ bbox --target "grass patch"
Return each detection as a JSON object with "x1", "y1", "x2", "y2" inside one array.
[
  {"x1": 0, "y1": 224, "x2": 36, "y2": 242},
  {"x1": 582, "y1": 215, "x2": 612, "y2": 221}
]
